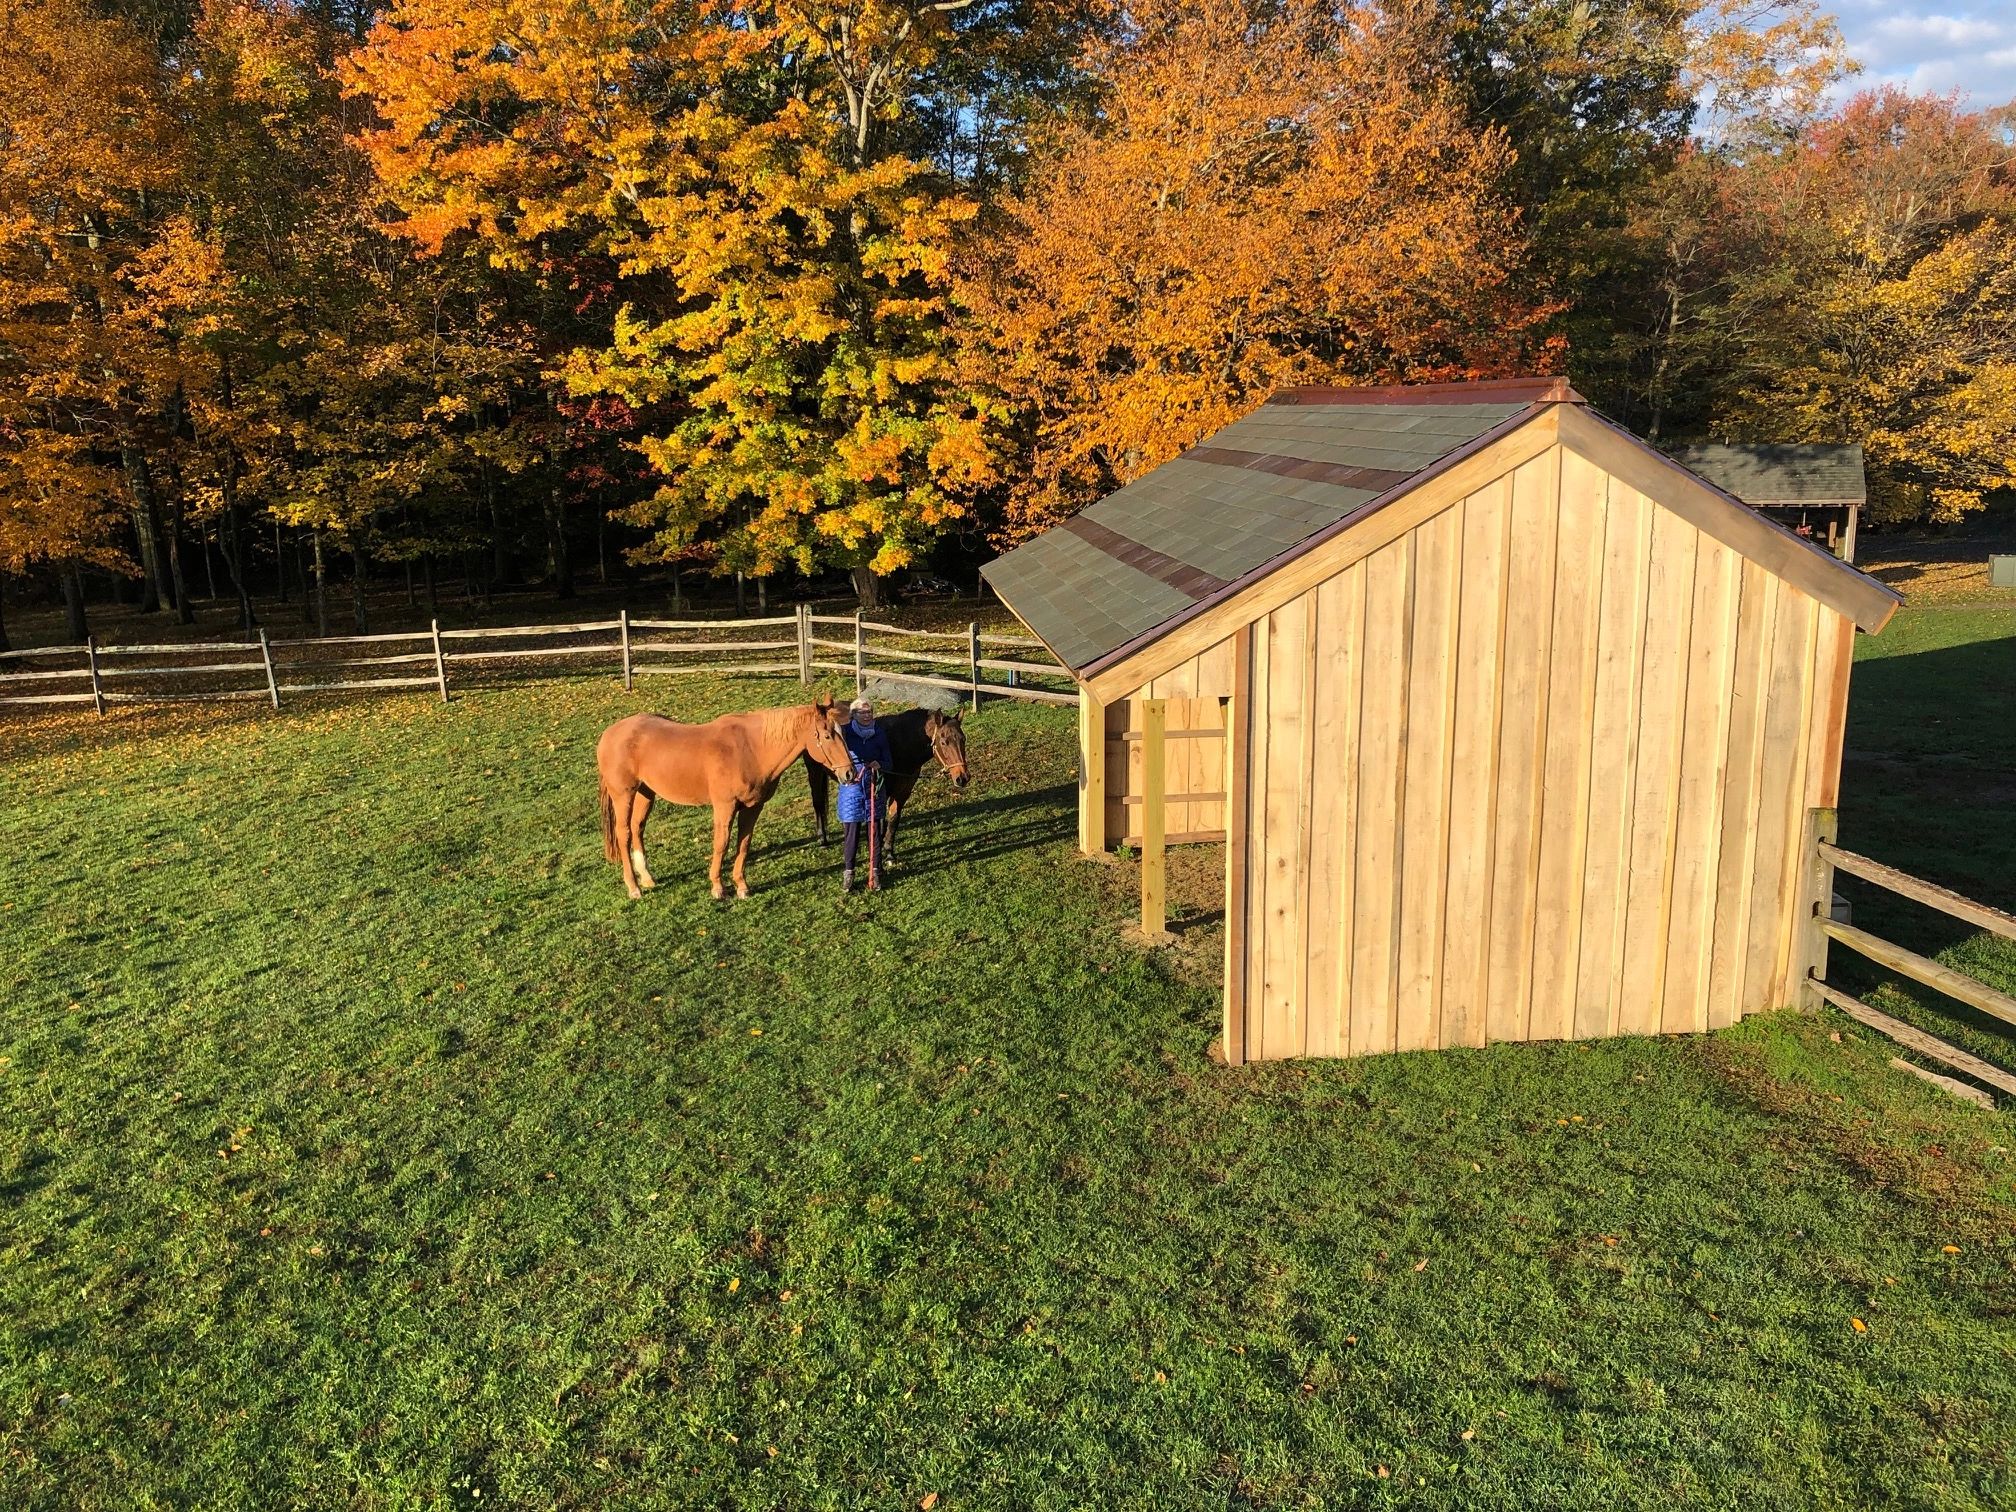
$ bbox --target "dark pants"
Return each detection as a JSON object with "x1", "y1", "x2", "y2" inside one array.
[{"x1": 842, "y1": 820, "x2": 880, "y2": 878}]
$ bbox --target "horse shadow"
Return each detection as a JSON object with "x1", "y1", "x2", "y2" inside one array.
[{"x1": 878, "y1": 781, "x2": 1076, "y2": 869}]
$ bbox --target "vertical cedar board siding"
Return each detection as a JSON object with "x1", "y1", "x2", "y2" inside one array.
[
  {"x1": 1098, "y1": 638, "x2": 1236, "y2": 843},
  {"x1": 1238, "y1": 442, "x2": 1847, "y2": 1059}
]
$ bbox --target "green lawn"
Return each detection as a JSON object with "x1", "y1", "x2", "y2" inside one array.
[{"x1": 3, "y1": 610, "x2": 2014, "y2": 1510}]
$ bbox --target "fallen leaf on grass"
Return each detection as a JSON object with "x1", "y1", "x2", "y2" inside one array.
[
  {"x1": 1850, "y1": 1317, "x2": 1867, "y2": 1333},
  {"x1": 1942, "y1": 1245, "x2": 1960, "y2": 1254},
  {"x1": 1413, "y1": 1258, "x2": 1429, "y2": 1272},
  {"x1": 921, "y1": 1495, "x2": 939, "y2": 1510},
  {"x1": 728, "y1": 1277, "x2": 740, "y2": 1293}
]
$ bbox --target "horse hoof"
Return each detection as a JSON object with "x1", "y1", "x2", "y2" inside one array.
[
  {"x1": 626, "y1": 886, "x2": 643, "y2": 901},
  {"x1": 711, "y1": 884, "x2": 725, "y2": 901},
  {"x1": 638, "y1": 876, "x2": 656, "y2": 891},
  {"x1": 735, "y1": 884, "x2": 751, "y2": 900}
]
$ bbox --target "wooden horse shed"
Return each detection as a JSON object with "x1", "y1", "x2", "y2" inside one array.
[{"x1": 983, "y1": 379, "x2": 1901, "y2": 1064}]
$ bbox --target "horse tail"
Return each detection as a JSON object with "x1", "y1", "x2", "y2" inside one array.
[{"x1": 599, "y1": 780, "x2": 620, "y2": 862}]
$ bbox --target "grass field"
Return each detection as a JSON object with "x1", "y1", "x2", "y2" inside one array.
[{"x1": 3, "y1": 604, "x2": 2015, "y2": 1510}]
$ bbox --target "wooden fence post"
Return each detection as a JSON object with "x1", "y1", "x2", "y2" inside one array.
[
  {"x1": 967, "y1": 622, "x2": 980, "y2": 711},
  {"x1": 430, "y1": 618, "x2": 450, "y2": 703},
  {"x1": 86, "y1": 636, "x2": 105, "y2": 716},
  {"x1": 258, "y1": 629, "x2": 280, "y2": 710},
  {"x1": 1141, "y1": 697, "x2": 1169, "y2": 939},
  {"x1": 797, "y1": 604, "x2": 812, "y2": 685},
  {"x1": 853, "y1": 610, "x2": 866, "y2": 697},
  {"x1": 1799, "y1": 806, "x2": 1838, "y2": 1010},
  {"x1": 619, "y1": 608, "x2": 633, "y2": 691}
]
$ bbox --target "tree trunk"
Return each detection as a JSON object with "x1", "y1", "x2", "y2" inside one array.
[
  {"x1": 423, "y1": 551, "x2": 438, "y2": 615},
  {"x1": 123, "y1": 447, "x2": 168, "y2": 612},
  {"x1": 275, "y1": 519, "x2": 289, "y2": 603},
  {"x1": 223, "y1": 501, "x2": 255, "y2": 632},
  {"x1": 202, "y1": 518, "x2": 219, "y2": 600},
  {"x1": 351, "y1": 538, "x2": 368, "y2": 634},
  {"x1": 165, "y1": 493, "x2": 195, "y2": 625},
  {"x1": 596, "y1": 509, "x2": 608, "y2": 585},
  {"x1": 546, "y1": 480, "x2": 574, "y2": 599},
  {"x1": 60, "y1": 564, "x2": 89, "y2": 643},
  {"x1": 850, "y1": 565, "x2": 883, "y2": 611},
  {"x1": 312, "y1": 529, "x2": 328, "y2": 637},
  {"x1": 757, "y1": 576, "x2": 767, "y2": 611},
  {"x1": 736, "y1": 571, "x2": 747, "y2": 614}
]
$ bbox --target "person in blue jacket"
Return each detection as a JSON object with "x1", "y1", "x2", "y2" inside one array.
[{"x1": 838, "y1": 697, "x2": 893, "y2": 891}]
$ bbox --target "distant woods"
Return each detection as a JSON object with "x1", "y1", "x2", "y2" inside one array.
[{"x1": 2, "y1": 0, "x2": 2012, "y2": 645}]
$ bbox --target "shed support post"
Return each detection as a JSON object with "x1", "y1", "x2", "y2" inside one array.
[
  {"x1": 1078, "y1": 690, "x2": 1106, "y2": 855},
  {"x1": 796, "y1": 604, "x2": 812, "y2": 685},
  {"x1": 619, "y1": 608, "x2": 633, "y2": 690},
  {"x1": 86, "y1": 635, "x2": 105, "y2": 716},
  {"x1": 1141, "y1": 697, "x2": 1169, "y2": 940},
  {"x1": 1842, "y1": 505, "x2": 1859, "y2": 565},
  {"x1": 257, "y1": 629, "x2": 279, "y2": 710},
  {"x1": 1799, "y1": 806, "x2": 1838, "y2": 1010},
  {"x1": 431, "y1": 618, "x2": 450, "y2": 703}
]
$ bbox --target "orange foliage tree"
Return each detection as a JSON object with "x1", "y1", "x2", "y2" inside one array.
[
  {"x1": 0, "y1": 0, "x2": 181, "y2": 628},
  {"x1": 961, "y1": 0, "x2": 1560, "y2": 539}
]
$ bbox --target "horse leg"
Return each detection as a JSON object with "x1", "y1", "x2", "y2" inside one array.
[
  {"x1": 806, "y1": 755, "x2": 831, "y2": 844},
  {"x1": 708, "y1": 802, "x2": 733, "y2": 900},
  {"x1": 884, "y1": 778, "x2": 913, "y2": 863},
  {"x1": 626, "y1": 790, "x2": 657, "y2": 891},
  {"x1": 612, "y1": 786, "x2": 643, "y2": 900},
  {"x1": 731, "y1": 801, "x2": 763, "y2": 899}
]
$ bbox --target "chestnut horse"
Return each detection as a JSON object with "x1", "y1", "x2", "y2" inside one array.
[
  {"x1": 803, "y1": 707, "x2": 970, "y2": 863},
  {"x1": 597, "y1": 696, "x2": 855, "y2": 900}
]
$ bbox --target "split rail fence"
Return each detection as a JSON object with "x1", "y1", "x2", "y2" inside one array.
[
  {"x1": 1806, "y1": 827, "x2": 2016, "y2": 1104},
  {"x1": 0, "y1": 607, "x2": 1075, "y2": 716}
]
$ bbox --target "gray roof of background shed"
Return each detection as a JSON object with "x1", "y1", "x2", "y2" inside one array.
[
  {"x1": 1663, "y1": 444, "x2": 1866, "y2": 507},
  {"x1": 982, "y1": 386, "x2": 1551, "y2": 671}
]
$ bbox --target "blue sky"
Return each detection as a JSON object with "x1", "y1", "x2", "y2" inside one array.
[{"x1": 1832, "y1": 1, "x2": 2016, "y2": 106}]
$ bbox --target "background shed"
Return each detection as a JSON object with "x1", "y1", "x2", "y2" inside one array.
[{"x1": 986, "y1": 380, "x2": 1902, "y2": 1063}]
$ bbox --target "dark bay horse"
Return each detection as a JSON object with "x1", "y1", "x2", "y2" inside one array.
[
  {"x1": 598, "y1": 696, "x2": 855, "y2": 900},
  {"x1": 804, "y1": 707, "x2": 970, "y2": 862}
]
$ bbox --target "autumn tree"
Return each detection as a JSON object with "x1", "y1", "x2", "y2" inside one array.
[
  {"x1": 960, "y1": 0, "x2": 1556, "y2": 539},
  {"x1": 1709, "y1": 92, "x2": 2016, "y2": 523},
  {"x1": 349, "y1": 0, "x2": 1001, "y2": 606},
  {"x1": 0, "y1": 0, "x2": 183, "y2": 619}
]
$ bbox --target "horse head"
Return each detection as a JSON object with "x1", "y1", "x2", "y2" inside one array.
[
  {"x1": 925, "y1": 708, "x2": 970, "y2": 790},
  {"x1": 804, "y1": 695, "x2": 856, "y2": 781}
]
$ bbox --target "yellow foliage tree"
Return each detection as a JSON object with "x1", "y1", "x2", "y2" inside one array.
[
  {"x1": 1724, "y1": 92, "x2": 2016, "y2": 523},
  {"x1": 349, "y1": 0, "x2": 1001, "y2": 603}
]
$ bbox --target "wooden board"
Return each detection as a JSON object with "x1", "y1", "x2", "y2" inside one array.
[
  {"x1": 1571, "y1": 480, "x2": 1653, "y2": 1040},
  {"x1": 1483, "y1": 448, "x2": 1561, "y2": 1043},
  {"x1": 1348, "y1": 536, "x2": 1412, "y2": 1058},
  {"x1": 1527, "y1": 447, "x2": 1605, "y2": 1042},
  {"x1": 1439, "y1": 487, "x2": 1511, "y2": 1049}
]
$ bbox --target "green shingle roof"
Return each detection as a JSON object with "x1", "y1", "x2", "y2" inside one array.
[
  {"x1": 982, "y1": 385, "x2": 1550, "y2": 673},
  {"x1": 1665, "y1": 444, "x2": 1866, "y2": 506}
]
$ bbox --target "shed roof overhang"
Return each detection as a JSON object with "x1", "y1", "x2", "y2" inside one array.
[{"x1": 985, "y1": 388, "x2": 1902, "y2": 705}]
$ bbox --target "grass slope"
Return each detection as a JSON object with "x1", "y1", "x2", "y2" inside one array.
[{"x1": 3, "y1": 637, "x2": 2014, "y2": 1509}]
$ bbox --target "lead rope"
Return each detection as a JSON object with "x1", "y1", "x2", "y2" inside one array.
[{"x1": 865, "y1": 761, "x2": 882, "y2": 891}]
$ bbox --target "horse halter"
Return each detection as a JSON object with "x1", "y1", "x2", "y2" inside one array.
[{"x1": 929, "y1": 719, "x2": 970, "y2": 789}]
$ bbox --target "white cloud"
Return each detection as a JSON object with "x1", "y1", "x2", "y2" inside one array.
[{"x1": 1832, "y1": 4, "x2": 2016, "y2": 107}]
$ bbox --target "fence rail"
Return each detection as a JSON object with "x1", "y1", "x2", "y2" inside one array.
[
  {"x1": 0, "y1": 604, "x2": 1074, "y2": 717},
  {"x1": 1809, "y1": 829, "x2": 2016, "y2": 1103}
]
